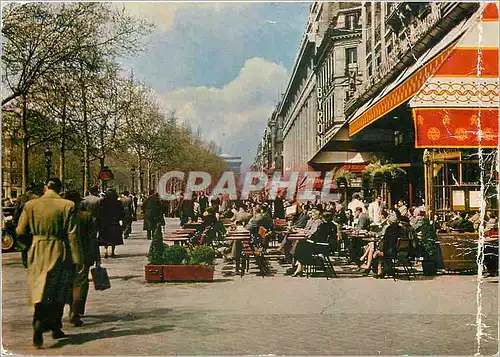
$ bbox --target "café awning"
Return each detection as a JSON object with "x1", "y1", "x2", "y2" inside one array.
[
  {"x1": 410, "y1": 3, "x2": 499, "y2": 148},
  {"x1": 348, "y1": 4, "x2": 495, "y2": 138}
]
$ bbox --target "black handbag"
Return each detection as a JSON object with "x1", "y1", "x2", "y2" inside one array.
[{"x1": 90, "y1": 266, "x2": 111, "y2": 291}]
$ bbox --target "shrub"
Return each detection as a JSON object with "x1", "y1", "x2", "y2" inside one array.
[
  {"x1": 163, "y1": 244, "x2": 189, "y2": 265},
  {"x1": 148, "y1": 229, "x2": 166, "y2": 265},
  {"x1": 188, "y1": 245, "x2": 216, "y2": 265},
  {"x1": 421, "y1": 217, "x2": 437, "y2": 259}
]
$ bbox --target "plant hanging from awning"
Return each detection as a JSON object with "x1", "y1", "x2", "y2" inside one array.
[
  {"x1": 362, "y1": 158, "x2": 406, "y2": 190},
  {"x1": 333, "y1": 168, "x2": 355, "y2": 188}
]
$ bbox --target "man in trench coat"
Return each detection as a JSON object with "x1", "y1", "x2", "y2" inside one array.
[{"x1": 16, "y1": 178, "x2": 83, "y2": 348}]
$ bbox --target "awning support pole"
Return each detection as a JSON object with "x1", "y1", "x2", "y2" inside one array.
[{"x1": 423, "y1": 150, "x2": 435, "y2": 216}]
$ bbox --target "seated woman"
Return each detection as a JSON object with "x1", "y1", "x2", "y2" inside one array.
[
  {"x1": 291, "y1": 211, "x2": 334, "y2": 277},
  {"x1": 372, "y1": 215, "x2": 402, "y2": 278},
  {"x1": 358, "y1": 210, "x2": 390, "y2": 274}
]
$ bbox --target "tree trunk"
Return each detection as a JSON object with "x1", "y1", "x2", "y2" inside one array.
[
  {"x1": 20, "y1": 93, "x2": 29, "y2": 194},
  {"x1": 81, "y1": 75, "x2": 91, "y2": 194},
  {"x1": 147, "y1": 160, "x2": 151, "y2": 191},
  {"x1": 137, "y1": 154, "x2": 143, "y2": 194},
  {"x1": 99, "y1": 126, "x2": 106, "y2": 192},
  {"x1": 59, "y1": 99, "x2": 66, "y2": 188}
]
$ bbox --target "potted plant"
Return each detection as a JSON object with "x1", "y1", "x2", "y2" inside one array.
[
  {"x1": 420, "y1": 217, "x2": 438, "y2": 276},
  {"x1": 162, "y1": 245, "x2": 216, "y2": 282}
]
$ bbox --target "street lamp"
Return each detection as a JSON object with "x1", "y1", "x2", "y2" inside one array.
[
  {"x1": 80, "y1": 159, "x2": 85, "y2": 197},
  {"x1": 131, "y1": 167, "x2": 136, "y2": 193},
  {"x1": 139, "y1": 170, "x2": 144, "y2": 194},
  {"x1": 44, "y1": 146, "x2": 53, "y2": 182}
]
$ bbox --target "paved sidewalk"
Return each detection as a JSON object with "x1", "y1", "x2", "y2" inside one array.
[{"x1": 2, "y1": 219, "x2": 498, "y2": 355}]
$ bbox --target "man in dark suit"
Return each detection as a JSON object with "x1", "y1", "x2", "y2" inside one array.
[{"x1": 273, "y1": 190, "x2": 286, "y2": 219}]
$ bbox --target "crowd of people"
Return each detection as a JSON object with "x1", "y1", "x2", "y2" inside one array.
[
  {"x1": 5, "y1": 180, "x2": 498, "y2": 348},
  {"x1": 8, "y1": 180, "x2": 177, "y2": 348}
]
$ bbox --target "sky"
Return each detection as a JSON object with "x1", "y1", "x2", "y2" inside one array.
[{"x1": 119, "y1": 2, "x2": 310, "y2": 168}]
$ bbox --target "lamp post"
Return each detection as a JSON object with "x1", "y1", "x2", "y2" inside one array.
[
  {"x1": 80, "y1": 159, "x2": 85, "y2": 197},
  {"x1": 139, "y1": 170, "x2": 144, "y2": 194},
  {"x1": 44, "y1": 146, "x2": 53, "y2": 182},
  {"x1": 131, "y1": 167, "x2": 136, "y2": 193}
]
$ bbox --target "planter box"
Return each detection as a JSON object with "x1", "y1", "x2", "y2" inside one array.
[
  {"x1": 145, "y1": 265, "x2": 164, "y2": 282},
  {"x1": 163, "y1": 265, "x2": 214, "y2": 281},
  {"x1": 438, "y1": 233, "x2": 478, "y2": 271}
]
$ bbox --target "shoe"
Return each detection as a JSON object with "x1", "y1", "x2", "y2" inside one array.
[
  {"x1": 110, "y1": 254, "x2": 117, "y2": 258},
  {"x1": 33, "y1": 322, "x2": 44, "y2": 348},
  {"x1": 104, "y1": 254, "x2": 108, "y2": 259},
  {"x1": 70, "y1": 315, "x2": 84, "y2": 327},
  {"x1": 52, "y1": 329, "x2": 66, "y2": 339},
  {"x1": 291, "y1": 271, "x2": 304, "y2": 277}
]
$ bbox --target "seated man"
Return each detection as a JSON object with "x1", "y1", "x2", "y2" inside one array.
[
  {"x1": 292, "y1": 211, "x2": 336, "y2": 277},
  {"x1": 449, "y1": 212, "x2": 474, "y2": 233},
  {"x1": 245, "y1": 205, "x2": 274, "y2": 245},
  {"x1": 232, "y1": 206, "x2": 253, "y2": 226}
]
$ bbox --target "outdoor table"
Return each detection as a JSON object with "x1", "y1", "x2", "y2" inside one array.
[
  {"x1": 164, "y1": 236, "x2": 190, "y2": 245},
  {"x1": 175, "y1": 229, "x2": 197, "y2": 234},
  {"x1": 287, "y1": 235, "x2": 306, "y2": 241},
  {"x1": 182, "y1": 222, "x2": 203, "y2": 230},
  {"x1": 225, "y1": 236, "x2": 251, "y2": 241},
  {"x1": 165, "y1": 233, "x2": 191, "y2": 237}
]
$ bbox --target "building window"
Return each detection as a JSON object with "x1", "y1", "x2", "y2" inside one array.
[
  {"x1": 345, "y1": 13, "x2": 358, "y2": 30},
  {"x1": 345, "y1": 47, "x2": 357, "y2": 72}
]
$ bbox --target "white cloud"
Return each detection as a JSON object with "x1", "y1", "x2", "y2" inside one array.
[
  {"x1": 120, "y1": 2, "x2": 251, "y2": 33},
  {"x1": 158, "y1": 57, "x2": 288, "y2": 167},
  {"x1": 120, "y1": 3, "x2": 180, "y2": 33}
]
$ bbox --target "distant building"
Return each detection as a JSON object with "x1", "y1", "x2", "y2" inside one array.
[{"x1": 219, "y1": 154, "x2": 242, "y2": 176}]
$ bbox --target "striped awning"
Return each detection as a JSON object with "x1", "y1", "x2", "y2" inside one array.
[
  {"x1": 348, "y1": 3, "x2": 499, "y2": 145},
  {"x1": 410, "y1": 3, "x2": 498, "y2": 148}
]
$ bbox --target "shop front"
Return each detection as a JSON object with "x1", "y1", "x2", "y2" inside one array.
[{"x1": 346, "y1": 3, "x2": 499, "y2": 271}]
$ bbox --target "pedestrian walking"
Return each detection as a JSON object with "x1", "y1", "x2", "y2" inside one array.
[
  {"x1": 81, "y1": 186, "x2": 101, "y2": 217},
  {"x1": 15, "y1": 178, "x2": 83, "y2": 348},
  {"x1": 13, "y1": 185, "x2": 40, "y2": 268},
  {"x1": 178, "y1": 193, "x2": 194, "y2": 225},
  {"x1": 62, "y1": 190, "x2": 101, "y2": 327},
  {"x1": 119, "y1": 191, "x2": 134, "y2": 239},
  {"x1": 131, "y1": 192, "x2": 138, "y2": 221},
  {"x1": 198, "y1": 191, "x2": 208, "y2": 216},
  {"x1": 142, "y1": 190, "x2": 165, "y2": 240},
  {"x1": 97, "y1": 189, "x2": 124, "y2": 258}
]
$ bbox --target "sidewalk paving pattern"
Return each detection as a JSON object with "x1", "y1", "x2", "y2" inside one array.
[{"x1": 2, "y1": 220, "x2": 498, "y2": 355}]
